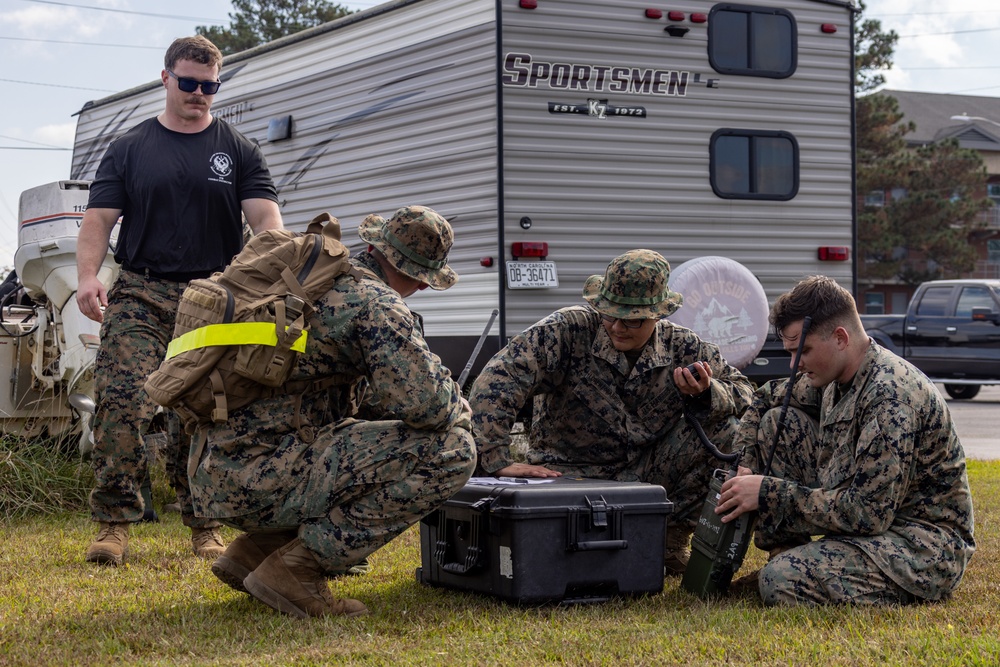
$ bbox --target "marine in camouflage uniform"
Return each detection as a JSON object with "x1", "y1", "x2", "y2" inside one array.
[
  {"x1": 470, "y1": 250, "x2": 754, "y2": 572},
  {"x1": 91, "y1": 273, "x2": 216, "y2": 529},
  {"x1": 718, "y1": 276, "x2": 975, "y2": 605},
  {"x1": 77, "y1": 36, "x2": 283, "y2": 566},
  {"x1": 191, "y1": 206, "x2": 476, "y2": 618}
]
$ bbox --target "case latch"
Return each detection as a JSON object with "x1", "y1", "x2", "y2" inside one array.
[{"x1": 587, "y1": 495, "x2": 609, "y2": 528}]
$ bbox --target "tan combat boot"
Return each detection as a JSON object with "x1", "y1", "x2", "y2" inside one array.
[
  {"x1": 191, "y1": 527, "x2": 226, "y2": 559},
  {"x1": 244, "y1": 539, "x2": 369, "y2": 618},
  {"x1": 211, "y1": 530, "x2": 298, "y2": 593},
  {"x1": 664, "y1": 527, "x2": 693, "y2": 576},
  {"x1": 85, "y1": 522, "x2": 129, "y2": 566}
]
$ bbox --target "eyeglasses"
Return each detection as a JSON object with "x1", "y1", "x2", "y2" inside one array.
[
  {"x1": 601, "y1": 314, "x2": 647, "y2": 329},
  {"x1": 166, "y1": 69, "x2": 221, "y2": 95}
]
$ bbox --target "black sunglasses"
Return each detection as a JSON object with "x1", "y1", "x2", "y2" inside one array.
[{"x1": 166, "y1": 69, "x2": 221, "y2": 95}]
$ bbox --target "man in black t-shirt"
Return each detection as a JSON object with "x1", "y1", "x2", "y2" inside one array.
[{"x1": 76, "y1": 35, "x2": 283, "y2": 567}]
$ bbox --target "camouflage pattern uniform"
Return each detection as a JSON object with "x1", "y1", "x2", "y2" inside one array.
[
  {"x1": 471, "y1": 309, "x2": 754, "y2": 529},
  {"x1": 189, "y1": 250, "x2": 476, "y2": 575},
  {"x1": 91, "y1": 270, "x2": 219, "y2": 529},
  {"x1": 735, "y1": 342, "x2": 975, "y2": 604}
]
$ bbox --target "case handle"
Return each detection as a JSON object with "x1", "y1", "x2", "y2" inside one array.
[
  {"x1": 572, "y1": 539, "x2": 628, "y2": 551},
  {"x1": 567, "y1": 496, "x2": 627, "y2": 551},
  {"x1": 433, "y1": 509, "x2": 484, "y2": 575}
]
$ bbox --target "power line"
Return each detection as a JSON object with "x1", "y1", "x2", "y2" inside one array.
[
  {"x1": 0, "y1": 35, "x2": 164, "y2": 50},
  {"x1": 0, "y1": 134, "x2": 67, "y2": 149},
  {"x1": 903, "y1": 66, "x2": 1000, "y2": 71},
  {"x1": 943, "y1": 84, "x2": 1000, "y2": 95},
  {"x1": 13, "y1": 0, "x2": 227, "y2": 24},
  {"x1": 873, "y1": 10, "x2": 1000, "y2": 17},
  {"x1": 900, "y1": 27, "x2": 1000, "y2": 38},
  {"x1": 0, "y1": 77, "x2": 115, "y2": 92}
]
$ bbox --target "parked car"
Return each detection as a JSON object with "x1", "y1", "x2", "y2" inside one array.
[{"x1": 860, "y1": 279, "x2": 1000, "y2": 400}]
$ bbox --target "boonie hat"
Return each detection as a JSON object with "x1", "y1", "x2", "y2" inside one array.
[
  {"x1": 359, "y1": 205, "x2": 458, "y2": 290},
  {"x1": 582, "y1": 249, "x2": 684, "y2": 320}
]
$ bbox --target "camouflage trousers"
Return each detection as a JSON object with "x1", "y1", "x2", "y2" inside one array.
[
  {"x1": 543, "y1": 414, "x2": 740, "y2": 532},
  {"x1": 761, "y1": 539, "x2": 915, "y2": 606},
  {"x1": 90, "y1": 271, "x2": 219, "y2": 528},
  {"x1": 216, "y1": 418, "x2": 477, "y2": 575},
  {"x1": 748, "y1": 406, "x2": 914, "y2": 606}
]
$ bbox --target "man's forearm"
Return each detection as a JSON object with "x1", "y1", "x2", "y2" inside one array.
[{"x1": 76, "y1": 215, "x2": 116, "y2": 280}]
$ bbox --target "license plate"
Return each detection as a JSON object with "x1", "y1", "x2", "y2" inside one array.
[{"x1": 506, "y1": 261, "x2": 559, "y2": 289}]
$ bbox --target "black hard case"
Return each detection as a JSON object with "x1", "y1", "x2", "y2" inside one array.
[{"x1": 416, "y1": 478, "x2": 673, "y2": 604}]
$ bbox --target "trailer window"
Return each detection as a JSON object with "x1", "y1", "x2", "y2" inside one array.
[
  {"x1": 709, "y1": 4, "x2": 796, "y2": 78},
  {"x1": 710, "y1": 129, "x2": 799, "y2": 200}
]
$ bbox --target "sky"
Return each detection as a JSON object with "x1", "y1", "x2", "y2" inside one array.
[{"x1": 1, "y1": 0, "x2": 999, "y2": 267}]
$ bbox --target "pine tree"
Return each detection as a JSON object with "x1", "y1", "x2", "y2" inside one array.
[
  {"x1": 854, "y1": 1, "x2": 990, "y2": 285},
  {"x1": 197, "y1": 0, "x2": 354, "y2": 56}
]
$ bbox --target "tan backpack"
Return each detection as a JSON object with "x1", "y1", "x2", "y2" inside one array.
[{"x1": 144, "y1": 212, "x2": 364, "y2": 428}]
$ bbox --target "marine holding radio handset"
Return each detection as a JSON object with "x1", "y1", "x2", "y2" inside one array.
[
  {"x1": 705, "y1": 275, "x2": 975, "y2": 606},
  {"x1": 679, "y1": 317, "x2": 810, "y2": 598}
]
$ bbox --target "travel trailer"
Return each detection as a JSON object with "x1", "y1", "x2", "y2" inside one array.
[{"x1": 70, "y1": 0, "x2": 857, "y2": 381}]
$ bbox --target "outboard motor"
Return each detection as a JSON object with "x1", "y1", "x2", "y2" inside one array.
[{"x1": 2, "y1": 180, "x2": 118, "y2": 454}]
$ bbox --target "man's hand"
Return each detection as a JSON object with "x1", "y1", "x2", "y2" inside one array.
[
  {"x1": 674, "y1": 361, "x2": 711, "y2": 396},
  {"x1": 75, "y1": 206, "x2": 119, "y2": 324},
  {"x1": 496, "y1": 463, "x2": 562, "y2": 478},
  {"x1": 716, "y1": 474, "x2": 763, "y2": 522},
  {"x1": 77, "y1": 275, "x2": 108, "y2": 323}
]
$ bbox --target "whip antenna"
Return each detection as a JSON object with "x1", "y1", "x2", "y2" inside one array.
[
  {"x1": 457, "y1": 308, "x2": 499, "y2": 390},
  {"x1": 763, "y1": 315, "x2": 812, "y2": 476}
]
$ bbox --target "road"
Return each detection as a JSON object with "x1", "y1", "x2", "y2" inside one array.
[{"x1": 937, "y1": 384, "x2": 1000, "y2": 460}]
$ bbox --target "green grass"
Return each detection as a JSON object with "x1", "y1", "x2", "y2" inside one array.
[
  {"x1": 0, "y1": 436, "x2": 92, "y2": 521},
  {"x1": 1, "y1": 456, "x2": 998, "y2": 666}
]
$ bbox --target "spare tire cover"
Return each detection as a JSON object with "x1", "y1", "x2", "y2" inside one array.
[{"x1": 667, "y1": 256, "x2": 769, "y2": 369}]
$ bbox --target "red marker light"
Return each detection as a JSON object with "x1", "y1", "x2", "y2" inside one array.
[
  {"x1": 480, "y1": 257, "x2": 494, "y2": 267},
  {"x1": 821, "y1": 23, "x2": 837, "y2": 33},
  {"x1": 511, "y1": 242, "x2": 549, "y2": 259},
  {"x1": 690, "y1": 12, "x2": 707, "y2": 23},
  {"x1": 519, "y1": 0, "x2": 537, "y2": 8},
  {"x1": 645, "y1": 8, "x2": 663, "y2": 19},
  {"x1": 818, "y1": 246, "x2": 849, "y2": 261},
  {"x1": 667, "y1": 10, "x2": 685, "y2": 21}
]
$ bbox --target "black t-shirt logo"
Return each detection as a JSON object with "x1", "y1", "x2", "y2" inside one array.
[{"x1": 210, "y1": 152, "x2": 234, "y2": 178}]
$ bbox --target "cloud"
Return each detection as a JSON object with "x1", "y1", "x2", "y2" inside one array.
[
  {"x1": 34, "y1": 122, "x2": 76, "y2": 147},
  {"x1": 1, "y1": 1, "x2": 131, "y2": 42},
  {"x1": 865, "y1": 0, "x2": 1000, "y2": 94}
]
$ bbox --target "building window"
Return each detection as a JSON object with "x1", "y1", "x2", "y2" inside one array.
[
  {"x1": 708, "y1": 4, "x2": 796, "y2": 79},
  {"x1": 987, "y1": 183, "x2": 1000, "y2": 202},
  {"x1": 891, "y1": 292, "x2": 909, "y2": 314},
  {"x1": 710, "y1": 129, "x2": 799, "y2": 200},
  {"x1": 988, "y1": 240, "x2": 1000, "y2": 263},
  {"x1": 864, "y1": 292, "x2": 885, "y2": 315},
  {"x1": 865, "y1": 190, "x2": 885, "y2": 207}
]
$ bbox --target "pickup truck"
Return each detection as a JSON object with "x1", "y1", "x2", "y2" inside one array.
[{"x1": 860, "y1": 279, "x2": 1000, "y2": 399}]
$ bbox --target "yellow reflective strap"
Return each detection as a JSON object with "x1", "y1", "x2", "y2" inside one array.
[{"x1": 165, "y1": 322, "x2": 308, "y2": 360}]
